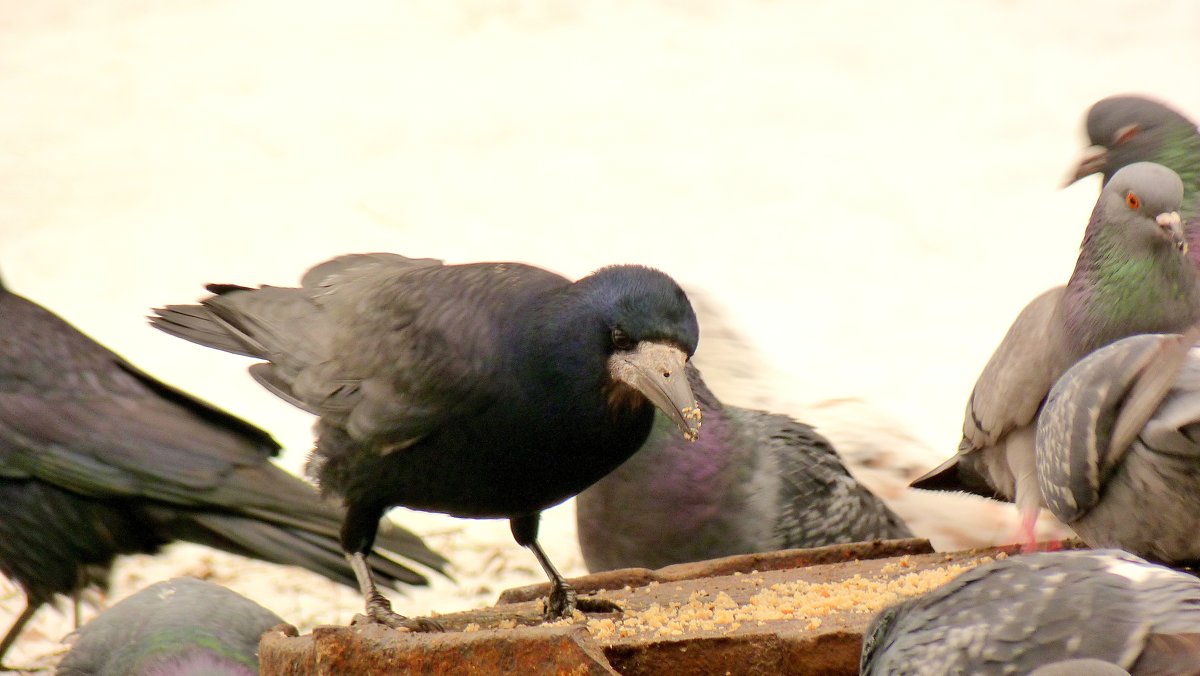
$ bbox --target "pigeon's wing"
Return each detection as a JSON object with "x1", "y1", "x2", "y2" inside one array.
[
  {"x1": 1036, "y1": 333, "x2": 1197, "y2": 523},
  {"x1": 864, "y1": 550, "x2": 1200, "y2": 675},
  {"x1": 755, "y1": 412, "x2": 914, "y2": 547},
  {"x1": 1137, "y1": 343, "x2": 1200, "y2": 458},
  {"x1": 962, "y1": 286, "x2": 1074, "y2": 450},
  {"x1": 1029, "y1": 659, "x2": 1132, "y2": 676},
  {"x1": 911, "y1": 287, "x2": 1073, "y2": 496}
]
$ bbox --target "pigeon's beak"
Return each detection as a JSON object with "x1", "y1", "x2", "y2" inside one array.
[
  {"x1": 608, "y1": 342, "x2": 701, "y2": 441},
  {"x1": 1064, "y1": 145, "x2": 1108, "y2": 187},
  {"x1": 1157, "y1": 211, "x2": 1187, "y2": 255}
]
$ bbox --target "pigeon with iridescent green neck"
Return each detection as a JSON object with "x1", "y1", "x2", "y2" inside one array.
[
  {"x1": 1068, "y1": 95, "x2": 1200, "y2": 267},
  {"x1": 911, "y1": 162, "x2": 1200, "y2": 547},
  {"x1": 57, "y1": 577, "x2": 284, "y2": 676}
]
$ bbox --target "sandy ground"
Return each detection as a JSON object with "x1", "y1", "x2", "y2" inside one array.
[{"x1": 3, "y1": 0, "x2": 1200, "y2": 669}]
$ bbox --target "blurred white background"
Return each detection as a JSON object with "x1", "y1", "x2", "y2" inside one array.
[{"x1": 2, "y1": 0, "x2": 1199, "y2": 666}]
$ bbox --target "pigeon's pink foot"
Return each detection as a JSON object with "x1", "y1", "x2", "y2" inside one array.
[{"x1": 1018, "y1": 506, "x2": 1040, "y2": 553}]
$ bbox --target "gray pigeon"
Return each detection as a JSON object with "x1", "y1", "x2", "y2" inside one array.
[
  {"x1": 575, "y1": 363, "x2": 912, "y2": 572},
  {"x1": 1036, "y1": 328, "x2": 1200, "y2": 564},
  {"x1": 1028, "y1": 660, "x2": 1132, "y2": 676},
  {"x1": 910, "y1": 162, "x2": 1199, "y2": 545},
  {"x1": 860, "y1": 549, "x2": 1200, "y2": 675},
  {"x1": 57, "y1": 577, "x2": 284, "y2": 676},
  {"x1": 1067, "y1": 94, "x2": 1200, "y2": 270}
]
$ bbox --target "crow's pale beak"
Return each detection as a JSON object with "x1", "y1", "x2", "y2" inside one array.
[{"x1": 608, "y1": 342, "x2": 700, "y2": 441}]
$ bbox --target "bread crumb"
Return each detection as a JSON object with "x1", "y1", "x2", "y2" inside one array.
[{"x1": 585, "y1": 558, "x2": 987, "y2": 641}]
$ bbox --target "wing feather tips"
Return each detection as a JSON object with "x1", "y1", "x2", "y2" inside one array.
[{"x1": 149, "y1": 304, "x2": 256, "y2": 357}]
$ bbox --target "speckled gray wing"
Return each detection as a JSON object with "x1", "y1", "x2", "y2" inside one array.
[
  {"x1": 1036, "y1": 334, "x2": 1169, "y2": 522},
  {"x1": 861, "y1": 549, "x2": 1200, "y2": 675},
  {"x1": 1131, "y1": 344, "x2": 1200, "y2": 459},
  {"x1": 757, "y1": 412, "x2": 913, "y2": 548},
  {"x1": 962, "y1": 286, "x2": 1074, "y2": 450},
  {"x1": 1028, "y1": 659, "x2": 1131, "y2": 675},
  {"x1": 1036, "y1": 332, "x2": 1198, "y2": 524}
]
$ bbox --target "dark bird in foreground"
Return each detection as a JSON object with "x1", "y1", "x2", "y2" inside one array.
[
  {"x1": 151, "y1": 253, "x2": 702, "y2": 629},
  {"x1": 0, "y1": 272, "x2": 448, "y2": 668},
  {"x1": 861, "y1": 549, "x2": 1200, "y2": 675},
  {"x1": 57, "y1": 577, "x2": 284, "y2": 676},
  {"x1": 911, "y1": 162, "x2": 1200, "y2": 546},
  {"x1": 1037, "y1": 328, "x2": 1200, "y2": 564},
  {"x1": 576, "y1": 363, "x2": 912, "y2": 572},
  {"x1": 1067, "y1": 94, "x2": 1200, "y2": 267}
]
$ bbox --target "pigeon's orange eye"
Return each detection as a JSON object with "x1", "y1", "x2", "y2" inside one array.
[{"x1": 1126, "y1": 192, "x2": 1141, "y2": 210}]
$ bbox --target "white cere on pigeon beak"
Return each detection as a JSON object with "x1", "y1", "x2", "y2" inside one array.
[
  {"x1": 608, "y1": 341, "x2": 701, "y2": 441},
  {"x1": 1157, "y1": 211, "x2": 1187, "y2": 254}
]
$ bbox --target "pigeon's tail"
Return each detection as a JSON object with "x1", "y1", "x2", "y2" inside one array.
[{"x1": 163, "y1": 510, "x2": 444, "y2": 589}]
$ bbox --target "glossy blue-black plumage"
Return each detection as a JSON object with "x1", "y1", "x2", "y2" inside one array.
[
  {"x1": 151, "y1": 253, "x2": 699, "y2": 623},
  {"x1": 0, "y1": 274, "x2": 447, "y2": 664}
]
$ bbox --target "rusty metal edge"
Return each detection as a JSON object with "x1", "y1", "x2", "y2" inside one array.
[{"x1": 498, "y1": 538, "x2": 933, "y2": 604}]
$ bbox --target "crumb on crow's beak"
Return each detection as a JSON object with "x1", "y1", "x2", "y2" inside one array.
[
  {"x1": 1065, "y1": 145, "x2": 1109, "y2": 187},
  {"x1": 608, "y1": 342, "x2": 701, "y2": 441}
]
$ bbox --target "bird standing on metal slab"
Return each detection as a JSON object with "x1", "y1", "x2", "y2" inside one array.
[{"x1": 152, "y1": 252, "x2": 702, "y2": 630}]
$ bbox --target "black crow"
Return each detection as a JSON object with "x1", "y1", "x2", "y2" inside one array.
[
  {"x1": 0, "y1": 271, "x2": 448, "y2": 666},
  {"x1": 151, "y1": 252, "x2": 701, "y2": 629}
]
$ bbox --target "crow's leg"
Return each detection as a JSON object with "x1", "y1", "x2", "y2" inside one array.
[
  {"x1": 511, "y1": 513, "x2": 621, "y2": 619},
  {"x1": 343, "y1": 503, "x2": 442, "y2": 632}
]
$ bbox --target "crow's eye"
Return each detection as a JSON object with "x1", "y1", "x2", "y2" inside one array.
[{"x1": 611, "y1": 328, "x2": 633, "y2": 350}]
